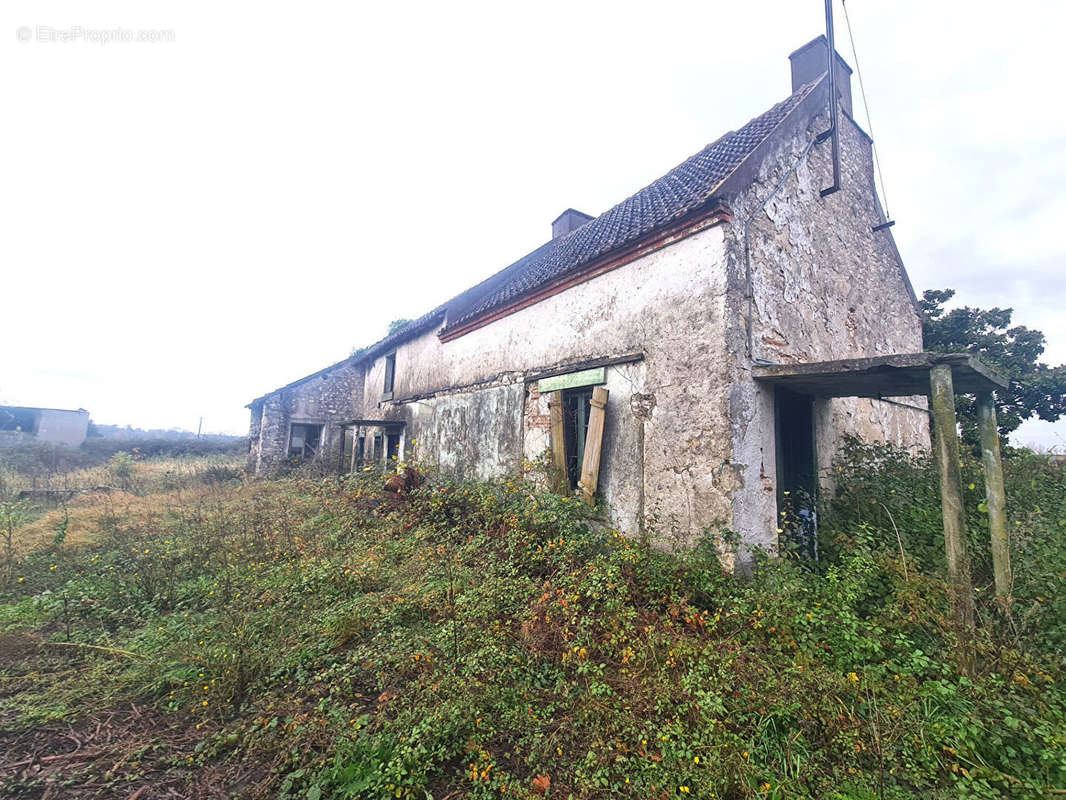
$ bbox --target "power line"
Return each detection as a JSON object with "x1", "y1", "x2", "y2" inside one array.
[{"x1": 841, "y1": 0, "x2": 892, "y2": 221}]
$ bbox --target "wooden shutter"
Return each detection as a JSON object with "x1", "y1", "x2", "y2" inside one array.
[
  {"x1": 578, "y1": 386, "x2": 608, "y2": 506},
  {"x1": 548, "y1": 391, "x2": 568, "y2": 492}
]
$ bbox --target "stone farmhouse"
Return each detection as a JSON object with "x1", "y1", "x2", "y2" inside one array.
[{"x1": 248, "y1": 38, "x2": 948, "y2": 560}]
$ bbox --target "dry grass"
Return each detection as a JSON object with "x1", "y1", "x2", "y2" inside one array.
[{"x1": 1, "y1": 453, "x2": 244, "y2": 497}]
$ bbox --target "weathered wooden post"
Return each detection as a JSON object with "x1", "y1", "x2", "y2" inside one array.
[
  {"x1": 929, "y1": 365, "x2": 977, "y2": 649},
  {"x1": 578, "y1": 387, "x2": 609, "y2": 506},
  {"x1": 977, "y1": 391, "x2": 1011, "y2": 599},
  {"x1": 548, "y1": 391, "x2": 568, "y2": 493}
]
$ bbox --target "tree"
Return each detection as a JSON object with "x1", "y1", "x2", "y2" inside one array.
[
  {"x1": 350, "y1": 319, "x2": 415, "y2": 357},
  {"x1": 386, "y1": 318, "x2": 413, "y2": 336},
  {"x1": 921, "y1": 289, "x2": 1066, "y2": 446}
]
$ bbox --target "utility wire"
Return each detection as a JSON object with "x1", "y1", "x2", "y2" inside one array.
[{"x1": 841, "y1": 0, "x2": 892, "y2": 220}]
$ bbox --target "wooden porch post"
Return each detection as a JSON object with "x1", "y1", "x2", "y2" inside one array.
[
  {"x1": 977, "y1": 391, "x2": 1011, "y2": 599},
  {"x1": 929, "y1": 365, "x2": 976, "y2": 642}
]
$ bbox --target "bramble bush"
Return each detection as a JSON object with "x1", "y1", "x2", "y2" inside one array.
[{"x1": 0, "y1": 449, "x2": 1063, "y2": 798}]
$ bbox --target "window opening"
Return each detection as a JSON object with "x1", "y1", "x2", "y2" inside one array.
[
  {"x1": 383, "y1": 353, "x2": 396, "y2": 399},
  {"x1": 288, "y1": 423, "x2": 323, "y2": 461},
  {"x1": 562, "y1": 387, "x2": 594, "y2": 489}
]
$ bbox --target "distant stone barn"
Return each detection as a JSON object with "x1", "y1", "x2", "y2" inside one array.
[{"x1": 247, "y1": 38, "x2": 938, "y2": 562}]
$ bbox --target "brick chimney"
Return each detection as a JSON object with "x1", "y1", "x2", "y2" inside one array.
[
  {"x1": 789, "y1": 35, "x2": 853, "y2": 118},
  {"x1": 551, "y1": 208, "x2": 594, "y2": 240}
]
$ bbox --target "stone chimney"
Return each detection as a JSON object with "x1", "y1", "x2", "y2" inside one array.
[
  {"x1": 789, "y1": 35, "x2": 853, "y2": 118},
  {"x1": 551, "y1": 208, "x2": 594, "y2": 240}
]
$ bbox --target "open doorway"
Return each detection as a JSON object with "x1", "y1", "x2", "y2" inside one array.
[
  {"x1": 774, "y1": 388, "x2": 817, "y2": 559},
  {"x1": 385, "y1": 432, "x2": 400, "y2": 464}
]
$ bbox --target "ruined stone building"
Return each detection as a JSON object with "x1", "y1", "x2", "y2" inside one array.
[{"x1": 247, "y1": 38, "x2": 932, "y2": 560}]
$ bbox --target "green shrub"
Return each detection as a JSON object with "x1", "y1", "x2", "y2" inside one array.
[{"x1": 1, "y1": 455, "x2": 1064, "y2": 798}]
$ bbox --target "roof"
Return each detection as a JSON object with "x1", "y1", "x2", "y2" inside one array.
[
  {"x1": 441, "y1": 78, "x2": 822, "y2": 332},
  {"x1": 0, "y1": 405, "x2": 89, "y2": 415},
  {"x1": 752, "y1": 353, "x2": 1010, "y2": 397},
  {"x1": 249, "y1": 77, "x2": 825, "y2": 404}
]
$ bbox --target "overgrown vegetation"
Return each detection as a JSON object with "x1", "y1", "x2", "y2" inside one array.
[
  {"x1": 1, "y1": 445, "x2": 1064, "y2": 798},
  {"x1": 922, "y1": 288, "x2": 1066, "y2": 447},
  {"x1": 0, "y1": 437, "x2": 245, "y2": 499}
]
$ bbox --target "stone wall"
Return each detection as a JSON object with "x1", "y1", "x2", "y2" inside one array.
[
  {"x1": 356, "y1": 224, "x2": 733, "y2": 542},
  {"x1": 724, "y1": 94, "x2": 929, "y2": 558},
  {"x1": 249, "y1": 363, "x2": 366, "y2": 472}
]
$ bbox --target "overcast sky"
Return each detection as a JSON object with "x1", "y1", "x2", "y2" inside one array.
[{"x1": 2, "y1": 1, "x2": 1063, "y2": 449}]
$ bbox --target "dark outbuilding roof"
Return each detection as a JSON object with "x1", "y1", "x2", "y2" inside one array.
[{"x1": 250, "y1": 77, "x2": 824, "y2": 404}]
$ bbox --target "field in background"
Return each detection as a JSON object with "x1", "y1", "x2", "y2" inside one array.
[
  {"x1": 0, "y1": 444, "x2": 1064, "y2": 799},
  {"x1": 0, "y1": 436, "x2": 245, "y2": 495}
]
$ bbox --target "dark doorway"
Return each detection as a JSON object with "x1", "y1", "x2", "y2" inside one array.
[
  {"x1": 774, "y1": 388, "x2": 817, "y2": 559},
  {"x1": 562, "y1": 387, "x2": 594, "y2": 489},
  {"x1": 385, "y1": 432, "x2": 400, "y2": 464}
]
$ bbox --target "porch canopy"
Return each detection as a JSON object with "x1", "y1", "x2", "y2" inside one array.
[
  {"x1": 751, "y1": 352, "x2": 1008, "y2": 398},
  {"x1": 753, "y1": 351, "x2": 1013, "y2": 602}
]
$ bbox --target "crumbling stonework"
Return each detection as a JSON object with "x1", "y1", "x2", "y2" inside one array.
[
  {"x1": 247, "y1": 362, "x2": 365, "y2": 472},
  {"x1": 723, "y1": 97, "x2": 928, "y2": 557}
]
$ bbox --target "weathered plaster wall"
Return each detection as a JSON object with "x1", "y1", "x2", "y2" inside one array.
[
  {"x1": 34, "y1": 409, "x2": 90, "y2": 447},
  {"x1": 250, "y1": 364, "x2": 366, "y2": 472},
  {"x1": 724, "y1": 100, "x2": 929, "y2": 557},
  {"x1": 358, "y1": 225, "x2": 734, "y2": 543}
]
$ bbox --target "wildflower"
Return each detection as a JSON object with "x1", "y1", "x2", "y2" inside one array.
[
  {"x1": 848, "y1": 672, "x2": 860, "y2": 683},
  {"x1": 693, "y1": 756, "x2": 699, "y2": 764},
  {"x1": 680, "y1": 787, "x2": 690, "y2": 794}
]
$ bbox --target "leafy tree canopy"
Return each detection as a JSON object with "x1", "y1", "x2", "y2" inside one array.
[
  {"x1": 350, "y1": 319, "x2": 415, "y2": 357},
  {"x1": 386, "y1": 318, "x2": 413, "y2": 336},
  {"x1": 921, "y1": 288, "x2": 1066, "y2": 444}
]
